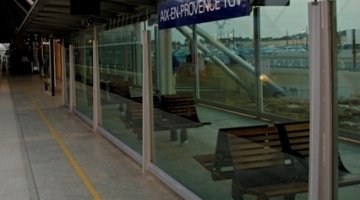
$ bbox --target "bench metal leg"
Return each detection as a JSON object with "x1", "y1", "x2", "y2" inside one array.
[
  {"x1": 170, "y1": 129, "x2": 177, "y2": 141},
  {"x1": 180, "y1": 128, "x2": 187, "y2": 144},
  {"x1": 231, "y1": 182, "x2": 244, "y2": 200},
  {"x1": 256, "y1": 195, "x2": 269, "y2": 200},
  {"x1": 284, "y1": 194, "x2": 295, "y2": 200}
]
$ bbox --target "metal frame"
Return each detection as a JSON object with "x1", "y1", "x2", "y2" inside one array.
[
  {"x1": 142, "y1": 30, "x2": 152, "y2": 172},
  {"x1": 61, "y1": 40, "x2": 66, "y2": 105},
  {"x1": 93, "y1": 25, "x2": 101, "y2": 132},
  {"x1": 69, "y1": 44, "x2": 76, "y2": 112},
  {"x1": 253, "y1": 7, "x2": 264, "y2": 116},
  {"x1": 308, "y1": 1, "x2": 335, "y2": 199}
]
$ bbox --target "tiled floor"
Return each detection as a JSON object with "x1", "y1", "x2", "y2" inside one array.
[
  {"x1": 0, "y1": 76, "x2": 181, "y2": 200},
  {"x1": 2, "y1": 74, "x2": 360, "y2": 200}
]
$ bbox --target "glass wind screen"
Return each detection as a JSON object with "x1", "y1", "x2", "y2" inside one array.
[{"x1": 336, "y1": 0, "x2": 360, "y2": 199}]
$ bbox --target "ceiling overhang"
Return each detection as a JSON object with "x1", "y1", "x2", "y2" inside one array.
[{"x1": 18, "y1": 0, "x2": 157, "y2": 38}]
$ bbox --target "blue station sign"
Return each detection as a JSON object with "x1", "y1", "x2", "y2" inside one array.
[{"x1": 158, "y1": 0, "x2": 251, "y2": 30}]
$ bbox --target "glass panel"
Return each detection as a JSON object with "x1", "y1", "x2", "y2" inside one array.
[
  {"x1": 42, "y1": 39, "x2": 51, "y2": 80},
  {"x1": 335, "y1": 0, "x2": 360, "y2": 199},
  {"x1": 98, "y1": 23, "x2": 144, "y2": 155},
  {"x1": 171, "y1": 27, "x2": 194, "y2": 94},
  {"x1": 153, "y1": 1, "x2": 314, "y2": 199},
  {"x1": 74, "y1": 30, "x2": 94, "y2": 119},
  {"x1": 153, "y1": 18, "x2": 270, "y2": 199},
  {"x1": 65, "y1": 47, "x2": 70, "y2": 106},
  {"x1": 197, "y1": 18, "x2": 256, "y2": 111},
  {"x1": 261, "y1": 1, "x2": 310, "y2": 121}
]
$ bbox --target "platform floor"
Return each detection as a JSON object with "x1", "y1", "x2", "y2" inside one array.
[
  {"x1": 0, "y1": 75, "x2": 181, "y2": 200},
  {"x1": 2, "y1": 73, "x2": 360, "y2": 200}
]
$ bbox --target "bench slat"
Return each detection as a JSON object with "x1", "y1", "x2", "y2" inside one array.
[
  {"x1": 251, "y1": 182, "x2": 308, "y2": 197},
  {"x1": 224, "y1": 128, "x2": 278, "y2": 137},
  {"x1": 232, "y1": 153, "x2": 286, "y2": 163},
  {"x1": 233, "y1": 159, "x2": 289, "y2": 170},
  {"x1": 230, "y1": 141, "x2": 282, "y2": 150},
  {"x1": 289, "y1": 137, "x2": 309, "y2": 142},
  {"x1": 229, "y1": 134, "x2": 280, "y2": 143}
]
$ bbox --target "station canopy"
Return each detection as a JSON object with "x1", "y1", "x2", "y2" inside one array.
[{"x1": 0, "y1": 0, "x2": 156, "y2": 42}]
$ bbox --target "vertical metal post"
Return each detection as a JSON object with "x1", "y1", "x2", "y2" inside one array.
[
  {"x1": 155, "y1": 27, "x2": 160, "y2": 91},
  {"x1": 253, "y1": 7, "x2": 263, "y2": 116},
  {"x1": 50, "y1": 38, "x2": 55, "y2": 96},
  {"x1": 352, "y1": 29, "x2": 357, "y2": 69},
  {"x1": 61, "y1": 40, "x2": 66, "y2": 105},
  {"x1": 308, "y1": 1, "x2": 336, "y2": 199},
  {"x1": 192, "y1": 25, "x2": 200, "y2": 99},
  {"x1": 158, "y1": 29, "x2": 172, "y2": 94},
  {"x1": 142, "y1": 30, "x2": 152, "y2": 173},
  {"x1": 93, "y1": 25, "x2": 101, "y2": 131},
  {"x1": 134, "y1": 23, "x2": 143, "y2": 86},
  {"x1": 69, "y1": 45, "x2": 75, "y2": 112}
]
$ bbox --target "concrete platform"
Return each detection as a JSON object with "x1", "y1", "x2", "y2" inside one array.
[{"x1": 0, "y1": 76, "x2": 181, "y2": 200}]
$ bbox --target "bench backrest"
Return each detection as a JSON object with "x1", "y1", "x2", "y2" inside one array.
[
  {"x1": 275, "y1": 121, "x2": 350, "y2": 173},
  {"x1": 160, "y1": 93, "x2": 200, "y2": 122},
  {"x1": 211, "y1": 125, "x2": 293, "y2": 181},
  {"x1": 275, "y1": 121, "x2": 310, "y2": 158},
  {"x1": 225, "y1": 126, "x2": 289, "y2": 171},
  {"x1": 214, "y1": 125, "x2": 269, "y2": 171},
  {"x1": 109, "y1": 80, "x2": 131, "y2": 98},
  {"x1": 126, "y1": 96, "x2": 161, "y2": 123}
]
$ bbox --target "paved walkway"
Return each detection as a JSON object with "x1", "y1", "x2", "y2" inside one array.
[{"x1": 0, "y1": 76, "x2": 181, "y2": 200}]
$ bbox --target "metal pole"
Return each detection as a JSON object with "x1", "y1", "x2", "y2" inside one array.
[
  {"x1": 69, "y1": 45, "x2": 75, "y2": 112},
  {"x1": 158, "y1": 29, "x2": 172, "y2": 94},
  {"x1": 192, "y1": 25, "x2": 200, "y2": 99},
  {"x1": 61, "y1": 40, "x2": 66, "y2": 105},
  {"x1": 142, "y1": 30, "x2": 152, "y2": 173},
  {"x1": 50, "y1": 38, "x2": 55, "y2": 96},
  {"x1": 253, "y1": 7, "x2": 263, "y2": 116},
  {"x1": 352, "y1": 29, "x2": 357, "y2": 69},
  {"x1": 308, "y1": 1, "x2": 335, "y2": 199},
  {"x1": 93, "y1": 24, "x2": 101, "y2": 132}
]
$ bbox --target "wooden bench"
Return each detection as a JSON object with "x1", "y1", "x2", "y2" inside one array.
[
  {"x1": 109, "y1": 79, "x2": 130, "y2": 98},
  {"x1": 102, "y1": 79, "x2": 131, "y2": 115},
  {"x1": 225, "y1": 125, "x2": 308, "y2": 200},
  {"x1": 122, "y1": 96, "x2": 165, "y2": 140},
  {"x1": 275, "y1": 121, "x2": 360, "y2": 188},
  {"x1": 160, "y1": 93, "x2": 210, "y2": 144},
  {"x1": 194, "y1": 122, "x2": 360, "y2": 199},
  {"x1": 194, "y1": 125, "x2": 269, "y2": 181},
  {"x1": 43, "y1": 76, "x2": 51, "y2": 91},
  {"x1": 123, "y1": 93, "x2": 210, "y2": 143}
]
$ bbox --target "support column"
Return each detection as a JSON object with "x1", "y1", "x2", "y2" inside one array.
[
  {"x1": 158, "y1": 29, "x2": 173, "y2": 94},
  {"x1": 69, "y1": 45, "x2": 76, "y2": 112},
  {"x1": 50, "y1": 37, "x2": 55, "y2": 96},
  {"x1": 192, "y1": 25, "x2": 200, "y2": 99},
  {"x1": 253, "y1": 7, "x2": 263, "y2": 116},
  {"x1": 142, "y1": 30, "x2": 152, "y2": 173},
  {"x1": 61, "y1": 41, "x2": 66, "y2": 105},
  {"x1": 308, "y1": 1, "x2": 336, "y2": 199},
  {"x1": 93, "y1": 25, "x2": 101, "y2": 132}
]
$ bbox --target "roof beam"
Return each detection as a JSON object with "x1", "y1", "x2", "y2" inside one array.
[{"x1": 104, "y1": 0, "x2": 156, "y2": 7}]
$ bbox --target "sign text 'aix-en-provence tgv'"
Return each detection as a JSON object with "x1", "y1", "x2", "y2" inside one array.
[{"x1": 158, "y1": 0, "x2": 251, "y2": 30}]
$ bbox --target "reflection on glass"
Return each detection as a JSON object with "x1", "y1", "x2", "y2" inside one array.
[
  {"x1": 170, "y1": 27, "x2": 195, "y2": 94},
  {"x1": 74, "y1": 30, "x2": 94, "y2": 119},
  {"x1": 197, "y1": 18, "x2": 256, "y2": 111},
  {"x1": 98, "y1": 23, "x2": 144, "y2": 154},
  {"x1": 153, "y1": 17, "x2": 268, "y2": 199},
  {"x1": 65, "y1": 48, "x2": 70, "y2": 106},
  {"x1": 260, "y1": 1, "x2": 310, "y2": 121},
  {"x1": 336, "y1": 0, "x2": 360, "y2": 199},
  {"x1": 152, "y1": 1, "x2": 317, "y2": 199}
]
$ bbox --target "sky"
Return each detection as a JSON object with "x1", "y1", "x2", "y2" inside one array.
[{"x1": 172, "y1": 0, "x2": 360, "y2": 41}]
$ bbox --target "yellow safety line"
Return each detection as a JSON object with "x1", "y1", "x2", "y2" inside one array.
[{"x1": 29, "y1": 97, "x2": 102, "y2": 200}]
